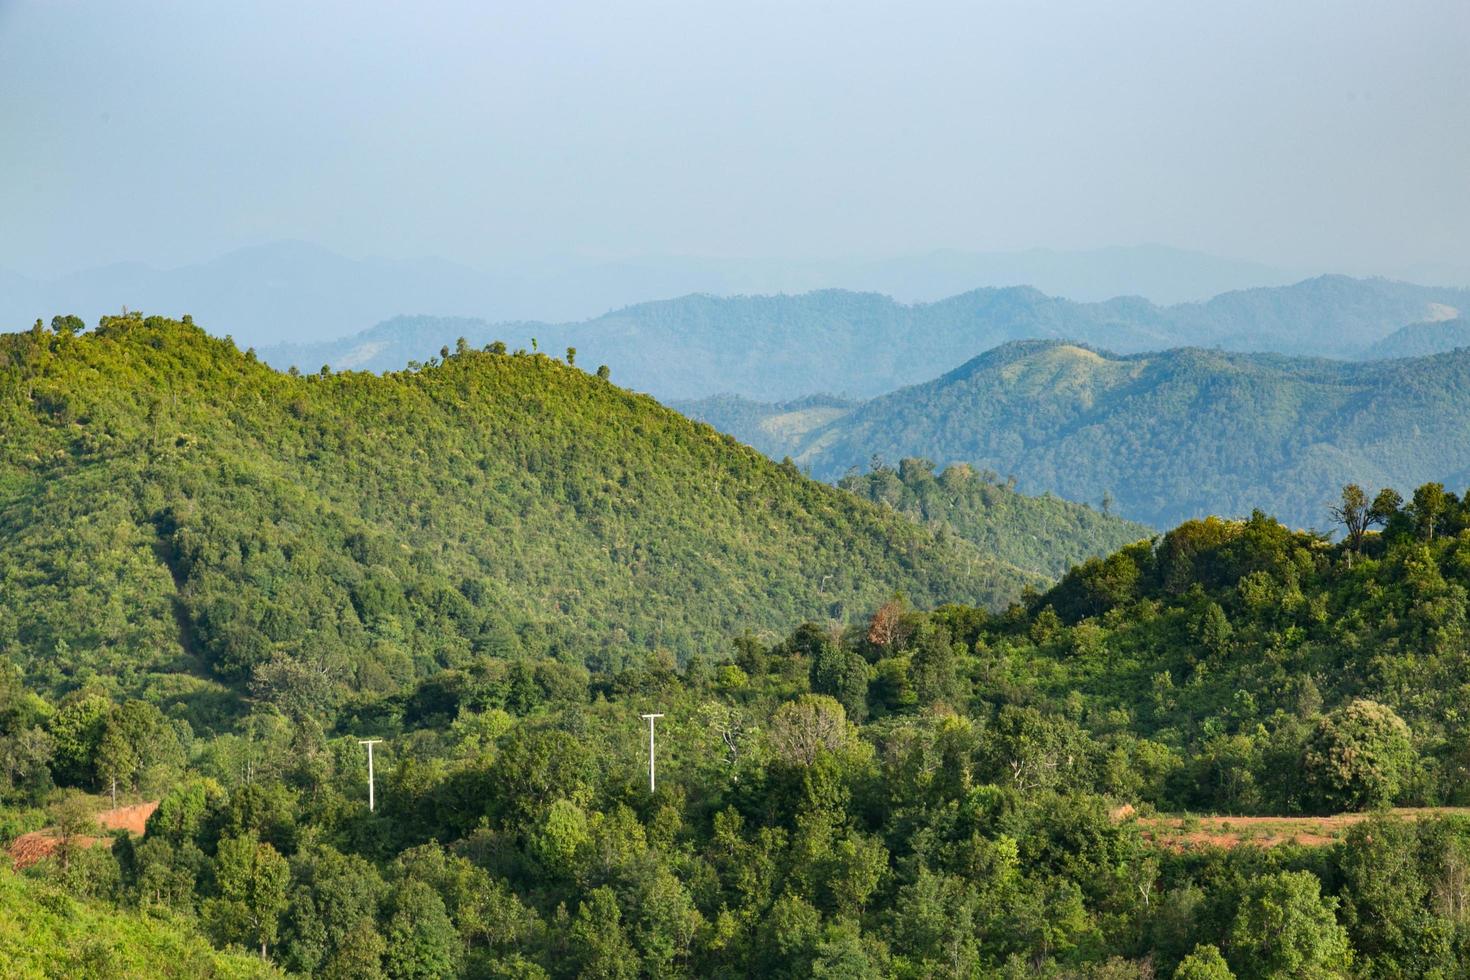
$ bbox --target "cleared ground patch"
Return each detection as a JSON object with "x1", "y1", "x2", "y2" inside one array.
[
  {"x1": 8, "y1": 801, "x2": 158, "y2": 870},
  {"x1": 1130, "y1": 807, "x2": 1470, "y2": 850}
]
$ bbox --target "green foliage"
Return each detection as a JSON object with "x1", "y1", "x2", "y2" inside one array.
[
  {"x1": 13, "y1": 313, "x2": 1470, "y2": 980},
  {"x1": 206, "y1": 833, "x2": 291, "y2": 958},
  {"x1": 757, "y1": 338, "x2": 1470, "y2": 528},
  {"x1": 1303, "y1": 700, "x2": 1415, "y2": 812},
  {"x1": 0, "y1": 315, "x2": 1029, "y2": 723},
  {"x1": 1175, "y1": 944, "x2": 1234, "y2": 979},
  {"x1": 839, "y1": 458, "x2": 1152, "y2": 579},
  {"x1": 0, "y1": 865, "x2": 279, "y2": 977},
  {"x1": 1227, "y1": 871, "x2": 1352, "y2": 979}
]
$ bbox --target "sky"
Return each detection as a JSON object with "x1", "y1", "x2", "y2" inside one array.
[{"x1": 1, "y1": 0, "x2": 1466, "y2": 279}]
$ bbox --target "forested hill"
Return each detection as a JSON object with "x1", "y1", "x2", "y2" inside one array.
[
  {"x1": 1364, "y1": 315, "x2": 1470, "y2": 360},
  {"x1": 838, "y1": 459, "x2": 1152, "y2": 578},
  {"x1": 259, "y1": 275, "x2": 1469, "y2": 401},
  {"x1": 0, "y1": 315, "x2": 1030, "y2": 720},
  {"x1": 780, "y1": 341, "x2": 1470, "y2": 529}
]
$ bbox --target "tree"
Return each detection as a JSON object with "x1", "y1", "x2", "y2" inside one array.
[
  {"x1": 1329, "y1": 484, "x2": 1371, "y2": 558},
  {"x1": 826, "y1": 832, "x2": 888, "y2": 915},
  {"x1": 1175, "y1": 944, "x2": 1235, "y2": 979},
  {"x1": 566, "y1": 346, "x2": 576, "y2": 366},
  {"x1": 597, "y1": 364, "x2": 610, "y2": 380},
  {"x1": 95, "y1": 724, "x2": 138, "y2": 809},
  {"x1": 281, "y1": 844, "x2": 386, "y2": 975},
  {"x1": 207, "y1": 832, "x2": 291, "y2": 960},
  {"x1": 808, "y1": 632, "x2": 870, "y2": 722},
  {"x1": 1228, "y1": 871, "x2": 1351, "y2": 979},
  {"x1": 530, "y1": 798, "x2": 590, "y2": 878},
  {"x1": 50, "y1": 314, "x2": 85, "y2": 335},
  {"x1": 1336, "y1": 817, "x2": 1452, "y2": 976},
  {"x1": 569, "y1": 886, "x2": 637, "y2": 979},
  {"x1": 50, "y1": 790, "x2": 97, "y2": 870},
  {"x1": 909, "y1": 626, "x2": 961, "y2": 707},
  {"x1": 320, "y1": 921, "x2": 387, "y2": 980},
  {"x1": 1410, "y1": 482, "x2": 1448, "y2": 542},
  {"x1": 384, "y1": 879, "x2": 459, "y2": 979},
  {"x1": 1370, "y1": 487, "x2": 1403, "y2": 526},
  {"x1": 1303, "y1": 699, "x2": 1415, "y2": 811},
  {"x1": 768, "y1": 695, "x2": 850, "y2": 767},
  {"x1": 867, "y1": 598, "x2": 907, "y2": 652},
  {"x1": 47, "y1": 694, "x2": 111, "y2": 787}
]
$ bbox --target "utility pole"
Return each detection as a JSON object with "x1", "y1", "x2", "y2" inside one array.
[
  {"x1": 358, "y1": 739, "x2": 383, "y2": 812},
  {"x1": 640, "y1": 714, "x2": 664, "y2": 792}
]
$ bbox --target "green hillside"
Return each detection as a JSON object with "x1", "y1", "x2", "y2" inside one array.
[
  {"x1": 789, "y1": 340, "x2": 1470, "y2": 529},
  {"x1": 9, "y1": 488, "x2": 1470, "y2": 977},
  {"x1": 0, "y1": 315, "x2": 1033, "y2": 720},
  {"x1": 0, "y1": 868, "x2": 279, "y2": 978},
  {"x1": 838, "y1": 459, "x2": 1152, "y2": 578}
]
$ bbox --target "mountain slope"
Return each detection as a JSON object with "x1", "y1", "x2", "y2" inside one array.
[
  {"x1": 1363, "y1": 316, "x2": 1470, "y2": 360},
  {"x1": 667, "y1": 393, "x2": 856, "y2": 459},
  {"x1": 788, "y1": 340, "x2": 1470, "y2": 529},
  {"x1": 0, "y1": 316, "x2": 1030, "y2": 718},
  {"x1": 1167, "y1": 274, "x2": 1467, "y2": 356},
  {"x1": 837, "y1": 459, "x2": 1152, "y2": 578},
  {"x1": 259, "y1": 276, "x2": 1470, "y2": 401},
  {"x1": 0, "y1": 868, "x2": 278, "y2": 978}
]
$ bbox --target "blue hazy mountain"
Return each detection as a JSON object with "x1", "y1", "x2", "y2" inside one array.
[
  {"x1": 4, "y1": 241, "x2": 1299, "y2": 349},
  {"x1": 260, "y1": 275, "x2": 1468, "y2": 401}
]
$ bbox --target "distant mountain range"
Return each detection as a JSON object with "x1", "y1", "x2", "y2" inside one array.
[
  {"x1": 262, "y1": 275, "x2": 1470, "y2": 401},
  {"x1": 2, "y1": 240, "x2": 1310, "y2": 350},
  {"x1": 678, "y1": 340, "x2": 1470, "y2": 529}
]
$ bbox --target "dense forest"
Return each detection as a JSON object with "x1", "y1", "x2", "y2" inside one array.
[
  {"x1": 0, "y1": 314, "x2": 1033, "y2": 720},
  {"x1": 837, "y1": 459, "x2": 1151, "y2": 579},
  {"x1": 12, "y1": 315, "x2": 1470, "y2": 977},
  {"x1": 736, "y1": 339, "x2": 1470, "y2": 529},
  {"x1": 260, "y1": 276, "x2": 1468, "y2": 401},
  {"x1": 7, "y1": 463, "x2": 1470, "y2": 975}
]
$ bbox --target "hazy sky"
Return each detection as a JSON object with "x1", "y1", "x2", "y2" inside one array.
[{"x1": 1, "y1": 0, "x2": 1466, "y2": 278}]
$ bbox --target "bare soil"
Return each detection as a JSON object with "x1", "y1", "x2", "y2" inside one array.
[
  {"x1": 1128, "y1": 807, "x2": 1470, "y2": 851},
  {"x1": 8, "y1": 800, "x2": 159, "y2": 870}
]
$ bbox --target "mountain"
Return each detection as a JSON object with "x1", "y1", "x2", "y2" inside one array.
[
  {"x1": 664, "y1": 393, "x2": 857, "y2": 460},
  {"x1": 260, "y1": 276, "x2": 1470, "y2": 402},
  {"x1": 837, "y1": 459, "x2": 1152, "y2": 579},
  {"x1": 2, "y1": 242, "x2": 1300, "y2": 350},
  {"x1": 749, "y1": 340, "x2": 1470, "y2": 530},
  {"x1": 1164, "y1": 274, "x2": 1469, "y2": 357},
  {"x1": 0, "y1": 315, "x2": 1034, "y2": 718},
  {"x1": 260, "y1": 290, "x2": 1179, "y2": 401},
  {"x1": 1363, "y1": 315, "x2": 1470, "y2": 360}
]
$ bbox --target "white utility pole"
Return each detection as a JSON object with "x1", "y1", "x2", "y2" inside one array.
[
  {"x1": 358, "y1": 739, "x2": 383, "y2": 811},
  {"x1": 640, "y1": 714, "x2": 664, "y2": 792}
]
